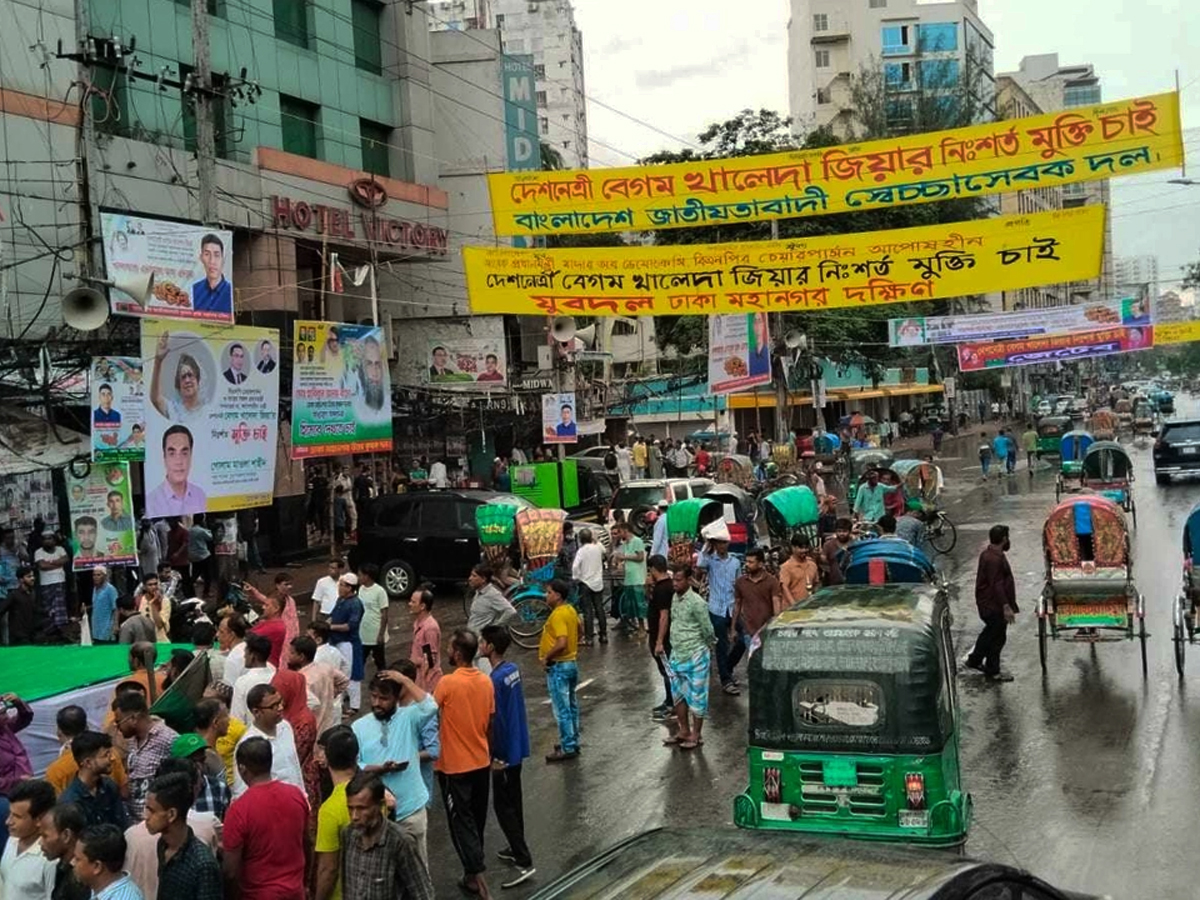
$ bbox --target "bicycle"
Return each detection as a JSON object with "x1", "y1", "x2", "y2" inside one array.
[{"x1": 926, "y1": 510, "x2": 958, "y2": 555}]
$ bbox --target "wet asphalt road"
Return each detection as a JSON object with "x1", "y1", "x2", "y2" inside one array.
[{"x1": 415, "y1": 400, "x2": 1200, "y2": 899}]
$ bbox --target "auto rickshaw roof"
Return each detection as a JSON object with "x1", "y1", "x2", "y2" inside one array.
[{"x1": 769, "y1": 584, "x2": 942, "y2": 636}]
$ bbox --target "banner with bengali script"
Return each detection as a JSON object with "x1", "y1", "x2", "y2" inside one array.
[
  {"x1": 142, "y1": 320, "x2": 280, "y2": 517},
  {"x1": 1153, "y1": 321, "x2": 1200, "y2": 346},
  {"x1": 709, "y1": 314, "x2": 773, "y2": 395},
  {"x1": 465, "y1": 207, "x2": 1104, "y2": 317},
  {"x1": 292, "y1": 321, "x2": 393, "y2": 459},
  {"x1": 957, "y1": 326, "x2": 1155, "y2": 371},
  {"x1": 487, "y1": 92, "x2": 1183, "y2": 236},
  {"x1": 889, "y1": 298, "x2": 1151, "y2": 347},
  {"x1": 91, "y1": 357, "x2": 146, "y2": 462},
  {"x1": 67, "y1": 462, "x2": 136, "y2": 571}
]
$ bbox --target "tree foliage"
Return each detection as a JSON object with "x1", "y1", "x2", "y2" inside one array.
[{"x1": 641, "y1": 59, "x2": 996, "y2": 370}]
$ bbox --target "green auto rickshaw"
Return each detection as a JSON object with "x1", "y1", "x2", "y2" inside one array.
[
  {"x1": 1035, "y1": 416, "x2": 1072, "y2": 459},
  {"x1": 734, "y1": 584, "x2": 969, "y2": 847}
]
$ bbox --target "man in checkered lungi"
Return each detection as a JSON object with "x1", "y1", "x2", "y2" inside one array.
[
  {"x1": 34, "y1": 529, "x2": 70, "y2": 637},
  {"x1": 658, "y1": 564, "x2": 716, "y2": 751}
]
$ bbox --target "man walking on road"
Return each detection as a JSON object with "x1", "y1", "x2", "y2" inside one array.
[
  {"x1": 697, "y1": 523, "x2": 743, "y2": 694},
  {"x1": 647, "y1": 556, "x2": 676, "y2": 719},
  {"x1": 978, "y1": 433, "x2": 993, "y2": 478},
  {"x1": 965, "y1": 525, "x2": 1017, "y2": 682},
  {"x1": 571, "y1": 529, "x2": 607, "y2": 646},
  {"x1": 1022, "y1": 424, "x2": 1038, "y2": 470}
]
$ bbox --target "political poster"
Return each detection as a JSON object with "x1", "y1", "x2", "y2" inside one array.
[
  {"x1": 487, "y1": 92, "x2": 1182, "y2": 236},
  {"x1": 141, "y1": 320, "x2": 280, "y2": 517},
  {"x1": 425, "y1": 339, "x2": 508, "y2": 389},
  {"x1": 957, "y1": 326, "x2": 1154, "y2": 371},
  {"x1": 708, "y1": 314, "x2": 772, "y2": 395},
  {"x1": 291, "y1": 321, "x2": 393, "y2": 459},
  {"x1": 66, "y1": 462, "x2": 136, "y2": 571},
  {"x1": 1154, "y1": 321, "x2": 1200, "y2": 346},
  {"x1": 101, "y1": 213, "x2": 235, "y2": 323},
  {"x1": 91, "y1": 357, "x2": 146, "y2": 462},
  {"x1": 889, "y1": 298, "x2": 1152, "y2": 346},
  {"x1": 0, "y1": 471, "x2": 57, "y2": 536},
  {"x1": 465, "y1": 207, "x2": 1104, "y2": 317},
  {"x1": 542, "y1": 392, "x2": 578, "y2": 444}
]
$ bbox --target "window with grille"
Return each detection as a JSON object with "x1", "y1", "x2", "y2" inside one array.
[
  {"x1": 815, "y1": 49, "x2": 830, "y2": 68},
  {"x1": 280, "y1": 94, "x2": 320, "y2": 159},
  {"x1": 813, "y1": 13, "x2": 828, "y2": 31}
]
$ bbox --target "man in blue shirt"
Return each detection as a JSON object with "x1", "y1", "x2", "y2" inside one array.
[
  {"x1": 89, "y1": 566, "x2": 118, "y2": 643},
  {"x1": 480, "y1": 624, "x2": 535, "y2": 888},
  {"x1": 191, "y1": 233, "x2": 232, "y2": 317},
  {"x1": 650, "y1": 499, "x2": 669, "y2": 559},
  {"x1": 93, "y1": 384, "x2": 121, "y2": 425},
  {"x1": 697, "y1": 530, "x2": 744, "y2": 695},
  {"x1": 993, "y1": 429, "x2": 1014, "y2": 475},
  {"x1": 351, "y1": 667, "x2": 437, "y2": 864}
]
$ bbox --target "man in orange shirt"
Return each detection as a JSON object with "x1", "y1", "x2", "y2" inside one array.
[
  {"x1": 45, "y1": 705, "x2": 128, "y2": 794},
  {"x1": 434, "y1": 629, "x2": 496, "y2": 899},
  {"x1": 779, "y1": 534, "x2": 821, "y2": 609}
]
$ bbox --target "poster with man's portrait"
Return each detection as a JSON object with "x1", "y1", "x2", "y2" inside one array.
[{"x1": 67, "y1": 462, "x2": 136, "y2": 571}]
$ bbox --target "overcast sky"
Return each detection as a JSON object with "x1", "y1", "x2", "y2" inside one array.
[{"x1": 571, "y1": 0, "x2": 1200, "y2": 282}]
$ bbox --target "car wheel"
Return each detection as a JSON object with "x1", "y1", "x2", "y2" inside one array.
[
  {"x1": 1156, "y1": 472, "x2": 1171, "y2": 486},
  {"x1": 382, "y1": 559, "x2": 417, "y2": 599}
]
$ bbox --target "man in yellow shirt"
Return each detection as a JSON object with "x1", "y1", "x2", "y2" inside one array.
[
  {"x1": 632, "y1": 437, "x2": 648, "y2": 478},
  {"x1": 314, "y1": 727, "x2": 359, "y2": 900},
  {"x1": 539, "y1": 579, "x2": 582, "y2": 763},
  {"x1": 45, "y1": 705, "x2": 128, "y2": 794}
]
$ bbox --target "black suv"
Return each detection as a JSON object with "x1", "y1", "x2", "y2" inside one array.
[
  {"x1": 1154, "y1": 419, "x2": 1200, "y2": 485},
  {"x1": 349, "y1": 490, "x2": 533, "y2": 598}
]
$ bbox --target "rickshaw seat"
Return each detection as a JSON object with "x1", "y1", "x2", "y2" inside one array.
[{"x1": 1050, "y1": 567, "x2": 1130, "y2": 593}]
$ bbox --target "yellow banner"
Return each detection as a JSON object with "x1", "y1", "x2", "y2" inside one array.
[
  {"x1": 465, "y1": 206, "x2": 1104, "y2": 317},
  {"x1": 488, "y1": 92, "x2": 1182, "y2": 237},
  {"x1": 1154, "y1": 321, "x2": 1200, "y2": 346}
]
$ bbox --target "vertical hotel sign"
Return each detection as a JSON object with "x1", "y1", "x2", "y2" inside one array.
[{"x1": 503, "y1": 54, "x2": 539, "y2": 248}]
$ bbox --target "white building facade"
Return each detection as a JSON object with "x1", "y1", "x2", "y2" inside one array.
[
  {"x1": 787, "y1": 0, "x2": 995, "y2": 137},
  {"x1": 426, "y1": 0, "x2": 588, "y2": 169},
  {"x1": 1115, "y1": 255, "x2": 1160, "y2": 300}
]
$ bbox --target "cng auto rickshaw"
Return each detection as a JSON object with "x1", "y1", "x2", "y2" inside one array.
[
  {"x1": 1037, "y1": 495, "x2": 1146, "y2": 675},
  {"x1": 1054, "y1": 430, "x2": 1094, "y2": 502},
  {"x1": 1081, "y1": 440, "x2": 1136, "y2": 523},
  {"x1": 1035, "y1": 416, "x2": 1072, "y2": 458},
  {"x1": 1133, "y1": 398, "x2": 1155, "y2": 438},
  {"x1": 734, "y1": 585, "x2": 970, "y2": 847}
]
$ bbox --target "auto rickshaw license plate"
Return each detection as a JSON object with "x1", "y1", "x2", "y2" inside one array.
[{"x1": 899, "y1": 810, "x2": 929, "y2": 828}]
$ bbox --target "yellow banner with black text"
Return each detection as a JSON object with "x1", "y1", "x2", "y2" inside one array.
[
  {"x1": 464, "y1": 206, "x2": 1105, "y2": 317},
  {"x1": 487, "y1": 92, "x2": 1182, "y2": 236}
]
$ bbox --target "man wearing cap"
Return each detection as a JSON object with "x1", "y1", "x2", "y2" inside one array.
[
  {"x1": 170, "y1": 733, "x2": 230, "y2": 819},
  {"x1": 650, "y1": 499, "x2": 670, "y2": 559},
  {"x1": 697, "y1": 521, "x2": 743, "y2": 695}
]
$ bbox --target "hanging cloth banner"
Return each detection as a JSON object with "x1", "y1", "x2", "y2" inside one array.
[
  {"x1": 487, "y1": 91, "x2": 1183, "y2": 236},
  {"x1": 465, "y1": 206, "x2": 1104, "y2": 317},
  {"x1": 1153, "y1": 321, "x2": 1200, "y2": 346},
  {"x1": 957, "y1": 326, "x2": 1154, "y2": 371},
  {"x1": 889, "y1": 298, "x2": 1151, "y2": 346}
]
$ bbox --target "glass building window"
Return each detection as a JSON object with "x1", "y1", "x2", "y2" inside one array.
[
  {"x1": 1064, "y1": 84, "x2": 1102, "y2": 107},
  {"x1": 869, "y1": 0, "x2": 887, "y2": 7},
  {"x1": 280, "y1": 94, "x2": 320, "y2": 159},
  {"x1": 917, "y1": 22, "x2": 958, "y2": 52},
  {"x1": 352, "y1": 0, "x2": 383, "y2": 74},
  {"x1": 884, "y1": 62, "x2": 912, "y2": 88},
  {"x1": 274, "y1": 0, "x2": 310, "y2": 48},
  {"x1": 815, "y1": 49, "x2": 830, "y2": 69},
  {"x1": 360, "y1": 119, "x2": 390, "y2": 177},
  {"x1": 919, "y1": 59, "x2": 959, "y2": 89},
  {"x1": 881, "y1": 25, "x2": 910, "y2": 56},
  {"x1": 813, "y1": 13, "x2": 828, "y2": 31}
]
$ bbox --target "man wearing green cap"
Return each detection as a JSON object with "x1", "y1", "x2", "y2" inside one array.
[{"x1": 170, "y1": 733, "x2": 230, "y2": 820}]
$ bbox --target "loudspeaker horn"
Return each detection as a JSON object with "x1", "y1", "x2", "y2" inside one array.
[
  {"x1": 110, "y1": 271, "x2": 156, "y2": 308},
  {"x1": 784, "y1": 330, "x2": 807, "y2": 350},
  {"x1": 573, "y1": 324, "x2": 597, "y2": 348},
  {"x1": 62, "y1": 287, "x2": 111, "y2": 331},
  {"x1": 551, "y1": 316, "x2": 577, "y2": 343}
]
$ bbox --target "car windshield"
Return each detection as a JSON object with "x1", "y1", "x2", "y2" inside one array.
[
  {"x1": 487, "y1": 495, "x2": 534, "y2": 509},
  {"x1": 1164, "y1": 424, "x2": 1200, "y2": 442},
  {"x1": 613, "y1": 485, "x2": 667, "y2": 509}
]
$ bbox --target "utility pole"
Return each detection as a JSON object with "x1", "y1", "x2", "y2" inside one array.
[{"x1": 191, "y1": 0, "x2": 216, "y2": 224}]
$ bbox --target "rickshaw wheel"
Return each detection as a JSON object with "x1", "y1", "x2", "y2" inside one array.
[
  {"x1": 929, "y1": 516, "x2": 957, "y2": 555},
  {"x1": 1174, "y1": 618, "x2": 1185, "y2": 678},
  {"x1": 1037, "y1": 617, "x2": 1048, "y2": 672},
  {"x1": 1139, "y1": 616, "x2": 1149, "y2": 678},
  {"x1": 509, "y1": 597, "x2": 551, "y2": 649}
]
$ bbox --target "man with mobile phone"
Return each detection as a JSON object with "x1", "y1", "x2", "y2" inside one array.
[
  {"x1": 351, "y1": 669, "x2": 437, "y2": 865},
  {"x1": 407, "y1": 584, "x2": 443, "y2": 692}
]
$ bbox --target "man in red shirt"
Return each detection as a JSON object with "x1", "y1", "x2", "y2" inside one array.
[
  {"x1": 965, "y1": 524, "x2": 1017, "y2": 682},
  {"x1": 434, "y1": 629, "x2": 497, "y2": 899},
  {"x1": 249, "y1": 593, "x2": 287, "y2": 667},
  {"x1": 223, "y1": 735, "x2": 310, "y2": 899}
]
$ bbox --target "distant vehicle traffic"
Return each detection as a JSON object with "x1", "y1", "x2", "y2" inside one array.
[{"x1": 1155, "y1": 419, "x2": 1200, "y2": 485}]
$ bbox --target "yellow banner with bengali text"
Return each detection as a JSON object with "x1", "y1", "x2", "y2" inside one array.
[
  {"x1": 1153, "y1": 321, "x2": 1200, "y2": 346},
  {"x1": 487, "y1": 92, "x2": 1182, "y2": 237},
  {"x1": 464, "y1": 206, "x2": 1105, "y2": 317}
]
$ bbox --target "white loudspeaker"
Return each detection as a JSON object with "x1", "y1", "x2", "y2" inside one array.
[
  {"x1": 110, "y1": 271, "x2": 156, "y2": 307},
  {"x1": 551, "y1": 316, "x2": 577, "y2": 343},
  {"x1": 573, "y1": 324, "x2": 597, "y2": 348},
  {"x1": 62, "y1": 287, "x2": 111, "y2": 331},
  {"x1": 784, "y1": 330, "x2": 806, "y2": 350}
]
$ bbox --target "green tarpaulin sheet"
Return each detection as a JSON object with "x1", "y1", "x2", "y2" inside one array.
[{"x1": 0, "y1": 644, "x2": 192, "y2": 702}]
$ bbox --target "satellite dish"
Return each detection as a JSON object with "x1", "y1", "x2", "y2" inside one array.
[
  {"x1": 551, "y1": 316, "x2": 577, "y2": 343},
  {"x1": 784, "y1": 330, "x2": 806, "y2": 350},
  {"x1": 62, "y1": 287, "x2": 111, "y2": 331}
]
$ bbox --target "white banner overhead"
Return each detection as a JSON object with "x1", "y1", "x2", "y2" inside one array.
[{"x1": 888, "y1": 298, "x2": 1151, "y2": 347}]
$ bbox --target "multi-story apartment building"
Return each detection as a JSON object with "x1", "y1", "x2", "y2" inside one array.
[
  {"x1": 993, "y1": 76, "x2": 1066, "y2": 311},
  {"x1": 1000, "y1": 54, "x2": 1114, "y2": 305},
  {"x1": 426, "y1": 0, "x2": 588, "y2": 169},
  {"x1": 1115, "y1": 255, "x2": 1160, "y2": 300},
  {"x1": 787, "y1": 0, "x2": 995, "y2": 138}
]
